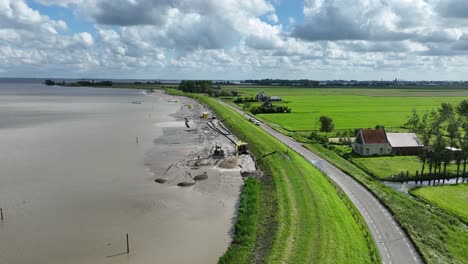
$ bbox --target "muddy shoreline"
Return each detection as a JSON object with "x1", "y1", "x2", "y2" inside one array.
[{"x1": 147, "y1": 90, "x2": 259, "y2": 256}]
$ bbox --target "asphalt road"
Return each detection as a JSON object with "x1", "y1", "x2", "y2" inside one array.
[{"x1": 221, "y1": 101, "x2": 423, "y2": 264}]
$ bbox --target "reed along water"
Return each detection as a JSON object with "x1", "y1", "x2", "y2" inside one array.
[{"x1": 0, "y1": 80, "x2": 241, "y2": 264}]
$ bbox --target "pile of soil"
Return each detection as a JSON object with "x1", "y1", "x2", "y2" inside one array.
[
  {"x1": 155, "y1": 178, "x2": 167, "y2": 184},
  {"x1": 177, "y1": 181, "x2": 195, "y2": 187},
  {"x1": 218, "y1": 156, "x2": 239, "y2": 169},
  {"x1": 193, "y1": 172, "x2": 208, "y2": 181}
]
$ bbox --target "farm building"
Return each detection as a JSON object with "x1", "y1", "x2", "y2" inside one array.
[
  {"x1": 256, "y1": 92, "x2": 268, "y2": 101},
  {"x1": 386, "y1": 133, "x2": 424, "y2": 155},
  {"x1": 256, "y1": 92, "x2": 281, "y2": 102},
  {"x1": 353, "y1": 128, "x2": 423, "y2": 156}
]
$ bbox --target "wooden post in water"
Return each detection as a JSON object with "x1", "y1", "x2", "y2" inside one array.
[
  {"x1": 126, "y1": 233, "x2": 130, "y2": 254},
  {"x1": 136, "y1": 137, "x2": 139, "y2": 144},
  {"x1": 1, "y1": 208, "x2": 3, "y2": 221}
]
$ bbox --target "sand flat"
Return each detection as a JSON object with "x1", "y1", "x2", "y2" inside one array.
[{"x1": 0, "y1": 84, "x2": 249, "y2": 264}]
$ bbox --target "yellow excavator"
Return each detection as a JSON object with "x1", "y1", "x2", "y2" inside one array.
[{"x1": 236, "y1": 141, "x2": 249, "y2": 155}]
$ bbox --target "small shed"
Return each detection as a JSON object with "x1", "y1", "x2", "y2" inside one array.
[
  {"x1": 270, "y1": 96, "x2": 281, "y2": 102},
  {"x1": 386, "y1": 133, "x2": 424, "y2": 155}
]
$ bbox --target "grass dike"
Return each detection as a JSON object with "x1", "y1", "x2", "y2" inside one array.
[{"x1": 167, "y1": 89, "x2": 380, "y2": 264}]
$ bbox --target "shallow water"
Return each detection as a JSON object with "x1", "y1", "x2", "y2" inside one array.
[
  {"x1": 0, "y1": 82, "x2": 240, "y2": 264},
  {"x1": 383, "y1": 177, "x2": 466, "y2": 193}
]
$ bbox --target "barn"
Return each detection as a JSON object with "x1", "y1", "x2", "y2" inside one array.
[
  {"x1": 353, "y1": 128, "x2": 423, "y2": 156},
  {"x1": 386, "y1": 133, "x2": 424, "y2": 155}
]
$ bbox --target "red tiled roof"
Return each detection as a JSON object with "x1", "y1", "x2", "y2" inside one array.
[{"x1": 361, "y1": 129, "x2": 388, "y2": 144}]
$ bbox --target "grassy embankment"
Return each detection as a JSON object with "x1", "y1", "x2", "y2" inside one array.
[
  {"x1": 410, "y1": 184, "x2": 468, "y2": 223},
  {"x1": 167, "y1": 89, "x2": 379, "y2": 264},
  {"x1": 352, "y1": 155, "x2": 460, "y2": 180},
  {"x1": 231, "y1": 87, "x2": 468, "y2": 132},
  {"x1": 304, "y1": 143, "x2": 468, "y2": 264}
]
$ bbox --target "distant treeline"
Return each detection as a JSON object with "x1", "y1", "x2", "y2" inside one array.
[
  {"x1": 45, "y1": 79, "x2": 113, "y2": 86},
  {"x1": 178, "y1": 80, "x2": 213, "y2": 93},
  {"x1": 250, "y1": 105, "x2": 291, "y2": 114},
  {"x1": 241, "y1": 79, "x2": 468, "y2": 88},
  {"x1": 242, "y1": 79, "x2": 319, "y2": 86},
  {"x1": 233, "y1": 97, "x2": 257, "y2": 104}
]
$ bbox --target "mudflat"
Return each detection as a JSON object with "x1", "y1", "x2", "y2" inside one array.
[{"x1": 0, "y1": 84, "x2": 255, "y2": 264}]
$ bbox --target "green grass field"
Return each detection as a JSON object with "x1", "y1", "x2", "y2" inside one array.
[
  {"x1": 352, "y1": 156, "x2": 459, "y2": 180},
  {"x1": 304, "y1": 143, "x2": 468, "y2": 264},
  {"x1": 181, "y1": 92, "x2": 379, "y2": 263},
  {"x1": 411, "y1": 184, "x2": 468, "y2": 222},
  {"x1": 231, "y1": 87, "x2": 468, "y2": 132}
]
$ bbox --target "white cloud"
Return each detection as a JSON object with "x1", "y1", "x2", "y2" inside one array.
[
  {"x1": 267, "y1": 13, "x2": 279, "y2": 23},
  {"x1": 1, "y1": 0, "x2": 468, "y2": 80}
]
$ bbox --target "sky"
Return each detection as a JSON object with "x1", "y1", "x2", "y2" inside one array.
[{"x1": 1, "y1": 0, "x2": 468, "y2": 80}]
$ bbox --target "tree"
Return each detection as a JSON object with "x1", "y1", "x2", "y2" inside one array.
[
  {"x1": 438, "y1": 102, "x2": 455, "y2": 121},
  {"x1": 45, "y1": 80, "x2": 55, "y2": 85},
  {"x1": 308, "y1": 131, "x2": 328, "y2": 144},
  {"x1": 457, "y1": 99, "x2": 468, "y2": 117},
  {"x1": 319, "y1": 116, "x2": 334, "y2": 133},
  {"x1": 447, "y1": 118, "x2": 460, "y2": 148},
  {"x1": 404, "y1": 109, "x2": 420, "y2": 132}
]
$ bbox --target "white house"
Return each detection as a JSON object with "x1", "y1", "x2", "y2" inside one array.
[
  {"x1": 353, "y1": 128, "x2": 392, "y2": 156},
  {"x1": 256, "y1": 91, "x2": 267, "y2": 102}
]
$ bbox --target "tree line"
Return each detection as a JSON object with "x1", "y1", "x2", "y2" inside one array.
[
  {"x1": 405, "y1": 100, "x2": 468, "y2": 182},
  {"x1": 178, "y1": 80, "x2": 213, "y2": 93}
]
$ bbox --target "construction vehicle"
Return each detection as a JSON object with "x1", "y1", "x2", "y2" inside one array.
[
  {"x1": 213, "y1": 145, "x2": 225, "y2": 157},
  {"x1": 236, "y1": 141, "x2": 249, "y2": 155}
]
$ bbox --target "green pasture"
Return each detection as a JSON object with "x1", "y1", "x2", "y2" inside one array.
[
  {"x1": 352, "y1": 156, "x2": 459, "y2": 180},
  {"x1": 231, "y1": 87, "x2": 468, "y2": 131},
  {"x1": 411, "y1": 184, "x2": 468, "y2": 222},
  {"x1": 188, "y1": 93, "x2": 378, "y2": 263}
]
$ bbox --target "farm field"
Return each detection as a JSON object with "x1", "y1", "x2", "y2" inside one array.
[
  {"x1": 183, "y1": 92, "x2": 379, "y2": 264},
  {"x1": 232, "y1": 87, "x2": 468, "y2": 131},
  {"x1": 410, "y1": 184, "x2": 468, "y2": 222},
  {"x1": 352, "y1": 156, "x2": 459, "y2": 180}
]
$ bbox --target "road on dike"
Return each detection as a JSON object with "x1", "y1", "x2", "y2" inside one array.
[{"x1": 220, "y1": 101, "x2": 423, "y2": 264}]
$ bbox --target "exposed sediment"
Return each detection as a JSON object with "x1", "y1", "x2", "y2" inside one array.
[{"x1": 148, "y1": 90, "x2": 258, "y2": 197}]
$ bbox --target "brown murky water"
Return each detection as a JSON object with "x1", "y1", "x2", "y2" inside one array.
[{"x1": 0, "y1": 83, "x2": 243, "y2": 264}]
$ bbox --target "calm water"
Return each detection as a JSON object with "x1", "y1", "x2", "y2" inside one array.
[{"x1": 0, "y1": 81, "x2": 239, "y2": 264}]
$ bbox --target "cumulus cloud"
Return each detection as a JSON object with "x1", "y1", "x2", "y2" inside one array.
[
  {"x1": 1, "y1": 0, "x2": 468, "y2": 79},
  {"x1": 1, "y1": 0, "x2": 67, "y2": 32},
  {"x1": 292, "y1": 0, "x2": 468, "y2": 60},
  {"x1": 293, "y1": 0, "x2": 434, "y2": 42},
  {"x1": 435, "y1": 0, "x2": 468, "y2": 19}
]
